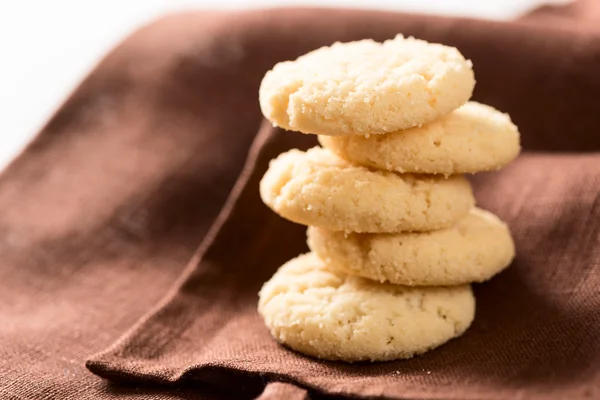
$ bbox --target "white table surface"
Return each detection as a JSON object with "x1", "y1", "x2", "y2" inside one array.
[{"x1": 0, "y1": 0, "x2": 568, "y2": 172}]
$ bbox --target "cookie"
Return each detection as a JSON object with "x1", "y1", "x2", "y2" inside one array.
[
  {"x1": 259, "y1": 147, "x2": 475, "y2": 233},
  {"x1": 318, "y1": 102, "x2": 520, "y2": 175},
  {"x1": 258, "y1": 253, "x2": 475, "y2": 362},
  {"x1": 307, "y1": 208, "x2": 515, "y2": 286},
  {"x1": 259, "y1": 35, "x2": 475, "y2": 136}
]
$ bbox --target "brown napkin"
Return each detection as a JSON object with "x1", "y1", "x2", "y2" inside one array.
[
  {"x1": 524, "y1": 0, "x2": 600, "y2": 31},
  {"x1": 1, "y1": 5, "x2": 599, "y2": 400}
]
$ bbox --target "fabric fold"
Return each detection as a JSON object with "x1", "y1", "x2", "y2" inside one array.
[
  {"x1": 86, "y1": 129, "x2": 600, "y2": 399},
  {"x1": 256, "y1": 382, "x2": 309, "y2": 400}
]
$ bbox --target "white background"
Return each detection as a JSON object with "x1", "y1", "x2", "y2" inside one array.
[{"x1": 0, "y1": 0, "x2": 568, "y2": 171}]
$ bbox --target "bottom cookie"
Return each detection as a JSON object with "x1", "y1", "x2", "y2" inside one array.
[{"x1": 258, "y1": 253, "x2": 475, "y2": 362}]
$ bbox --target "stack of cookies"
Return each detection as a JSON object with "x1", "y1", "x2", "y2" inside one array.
[{"x1": 256, "y1": 35, "x2": 520, "y2": 362}]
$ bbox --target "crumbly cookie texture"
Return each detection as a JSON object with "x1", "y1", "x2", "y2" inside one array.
[
  {"x1": 307, "y1": 208, "x2": 515, "y2": 286},
  {"x1": 259, "y1": 147, "x2": 475, "y2": 233},
  {"x1": 319, "y1": 102, "x2": 521, "y2": 175},
  {"x1": 259, "y1": 35, "x2": 475, "y2": 136},
  {"x1": 258, "y1": 253, "x2": 475, "y2": 362}
]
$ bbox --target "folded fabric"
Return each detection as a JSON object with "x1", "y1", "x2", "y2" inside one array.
[{"x1": 1, "y1": 4, "x2": 599, "y2": 399}]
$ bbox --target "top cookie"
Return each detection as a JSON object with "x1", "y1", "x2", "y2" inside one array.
[
  {"x1": 319, "y1": 102, "x2": 521, "y2": 175},
  {"x1": 259, "y1": 35, "x2": 475, "y2": 136}
]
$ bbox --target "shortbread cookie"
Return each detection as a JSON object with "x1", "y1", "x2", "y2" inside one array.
[
  {"x1": 258, "y1": 253, "x2": 475, "y2": 362},
  {"x1": 319, "y1": 102, "x2": 520, "y2": 175},
  {"x1": 307, "y1": 208, "x2": 515, "y2": 286},
  {"x1": 259, "y1": 35, "x2": 475, "y2": 136},
  {"x1": 259, "y1": 147, "x2": 475, "y2": 233}
]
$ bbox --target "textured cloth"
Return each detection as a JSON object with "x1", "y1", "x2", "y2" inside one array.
[{"x1": 1, "y1": 4, "x2": 599, "y2": 400}]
